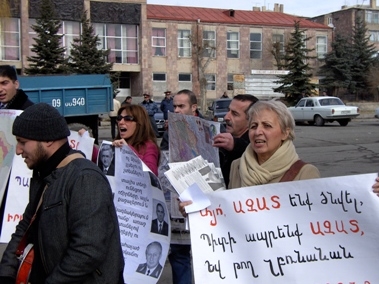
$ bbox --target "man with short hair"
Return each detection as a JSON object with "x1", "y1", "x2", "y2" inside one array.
[
  {"x1": 151, "y1": 203, "x2": 169, "y2": 236},
  {"x1": 160, "y1": 90, "x2": 174, "y2": 122},
  {"x1": 136, "y1": 241, "x2": 163, "y2": 278},
  {"x1": 213, "y1": 94, "x2": 258, "y2": 187},
  {"x1": 0, "y1": 65, "x2": 33, "y2": 110},
  {"x1": 121, "y1": 95, "x2": 132, "y2": 106},
  {"x1": 98, "y1": 144, "x2": 115, "y2": 176},
  {"x1": 160, "y1": 89, "x2": 201, "y2": 284},
  {"x1": 0, "y1": 103, "x2": 124, "y2": 284},
  {"x1": 140, "y1": 93, "x2": 160, "y2": 137}
]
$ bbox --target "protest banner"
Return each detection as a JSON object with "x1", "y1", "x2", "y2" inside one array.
[
  {"x1": 189, "y1": 173, "x2": 379, "y2": 283},
  {"x1": 114, "y1": 145, "x2": 170, "y2": 283},
  {"x1": 0, "y1": 131, "x2": 95, "y2": 241},
  {"x1": 0, "y1": 109, "x2": 22, "y2": 203}
]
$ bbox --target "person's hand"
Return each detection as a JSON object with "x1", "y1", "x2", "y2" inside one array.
[
  {"x1": 112, "y1": 139, "x2": 127, "y2": 147},
  {"x1": 372, "y1": 176, "x2": 379, "y2": 197},
  {"x1": 179, "y1": 200, "x2": 193, "y2": 217},
  {"x1": 78, "y1": 128, "x2": 90, "y2": 137},
  {"x1": 213, "y1": 133, "x2": 234, "y2": 151}
]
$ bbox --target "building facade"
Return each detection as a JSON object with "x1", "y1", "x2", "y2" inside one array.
[{"x1": 1, "y1": 0, "x2": 332, "y2": 104}]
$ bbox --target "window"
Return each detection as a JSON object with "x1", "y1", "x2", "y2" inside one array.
[
  {"x1": 369, "y1": 30, "x2": 379, "y2": 42},
  {"x1": 152, "y1": 28, "x2": 166, "y2": 56},
  {"x1": 227, "y1": 31, "x2": 239, "y2": 58},
  {"x1": 0, "y1": 18, "x2": 20, "y2": 60},
  {"x1": 153, "y1": 73, "x2": 166, "y2": 81},
  {"x1": 327, "y1": 17, "x2": 333, "y2": 25},
  {"x1": 366, "y1": 11, "x2": 379, "y2": 24},
  {"x1": 227, "y1": 74, "x2": 234, "y2": 90},
  {"x1": 179, "y1": 73, "x2": 191, "y2": 81},
  {"x1": 316, "y1": 36, "x2": 327, "y2": 59},
  {"x1": 272, "y1": 34, "x2": 284, "y2": 53},
  {"x1": 205, "y1": 74, "x2": 216, "y2": 90},
  {"x1": 250, "y1": 33, "x2": 262, "y2": 59},
  {"x1": 94, "y1": 23, "x2": 138, "y2": 64},
  {"x1": 178, "y1": 30, "x2": 191, "y2": 57},
  {"x1": 59, "y1": 21, "x2": 80, "y2": 56},
  {"x1": 203, "y1": 31, "x2": 216, "y2": 57}
]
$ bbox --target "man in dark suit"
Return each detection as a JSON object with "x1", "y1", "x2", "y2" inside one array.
[
  {"x1": 151, "y1": 203, "x2": 169, "y2": 236},
  {"x1": 98, "y1": 144, "x2": 115, "y2": 176},
  {"x1": 136, "y1": 242, "x2": 163, "y2": 278}
]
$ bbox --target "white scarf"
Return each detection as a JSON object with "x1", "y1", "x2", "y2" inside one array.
[{"x1": 239, "y1": 140, "x2": 299, "y2": 187}]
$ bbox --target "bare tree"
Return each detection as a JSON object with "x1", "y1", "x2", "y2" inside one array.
[{"x1": 189, "y1": 28, "x2": 217, "y2": 112}]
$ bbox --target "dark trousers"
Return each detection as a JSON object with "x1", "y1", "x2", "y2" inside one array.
[
  {"x1": 110, "y1": 116, "x2": 117, "y2": 139},
  {"x1": 169, "y1": 244, "x2": 192, "y2": 284}
]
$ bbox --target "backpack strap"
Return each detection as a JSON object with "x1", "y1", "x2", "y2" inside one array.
[
  {"x1": 57, "y1": 153, "x2": 84, "y2": 168},
  {"x1": 280, "y1": 160, "x2": 307, "y2": 182}
]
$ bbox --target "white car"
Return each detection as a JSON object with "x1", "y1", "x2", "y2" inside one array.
[
  {"x1": 375, "y1": 108, "x2": 379, "y2": 119},
  {"x1": 288, "y1": 96, "x2": 360, "y2": 126}
]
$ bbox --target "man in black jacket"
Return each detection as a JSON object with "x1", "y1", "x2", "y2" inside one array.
[
  {"x1": 213, "y1": 94, "x2": 258, "y2": 187},
  {"x1": 0, "y1": 65, "x2": 33, "y2": 110}
]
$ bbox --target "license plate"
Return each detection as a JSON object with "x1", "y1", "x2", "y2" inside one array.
[
  {"x1": 341, "y1": 111, "x2": 350, "y2": 114},
  {"x1": 157, "y1": 125, "x2": 163, "y2": 129}
]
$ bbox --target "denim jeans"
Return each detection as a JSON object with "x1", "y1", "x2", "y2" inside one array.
[{"x1": 169, "y1": 244, "x2": 192, "y2": 284}]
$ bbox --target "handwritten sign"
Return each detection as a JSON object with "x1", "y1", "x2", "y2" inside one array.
[{"x1": 189, "y1": 173, "x2": 379, "y2": 283}]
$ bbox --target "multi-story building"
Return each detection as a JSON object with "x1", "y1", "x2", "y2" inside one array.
[
  {"x1": 1, "y1": 0, "x2": 331, "y2": 103},
  {"x1": 311, "y1": 0, "x2": 379, "y2": 51}
]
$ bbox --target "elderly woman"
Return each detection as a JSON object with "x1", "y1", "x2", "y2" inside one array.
[{"x1": 228, "y1": 100, "x2": 320, "y2": 188}]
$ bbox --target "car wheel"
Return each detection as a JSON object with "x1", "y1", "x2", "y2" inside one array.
[
  {"x1": 314, "y1": 115, "x2": 324, "y2": 126},
  {"x1": 338, "y1": 119, "x2": 349, "y2": 126}
]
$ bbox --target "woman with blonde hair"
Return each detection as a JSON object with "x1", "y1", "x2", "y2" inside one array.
[{"x1": 112, "y1": 104, "x2": 160, "y2": 175}]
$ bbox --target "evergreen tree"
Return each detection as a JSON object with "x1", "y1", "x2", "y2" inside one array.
[
  {"x1": 25, "y1": 0, "x2": 67, "y2": 74},
  {"x1": 68, "y1": 12, "x2": 113, "y2": 74},
  {"x1": 273, "y1": 21, "x2": 317, "y2": 103},
  {"x1": 318, "y1": 34, "x2": 353, "y2": 96},
  {"x1": 350, "y1": 17, "x2": 377, "y2": 98}
]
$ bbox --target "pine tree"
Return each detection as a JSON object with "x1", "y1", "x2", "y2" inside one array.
[
  {"x1": 318, "y1": 34, "x2": 353, "y2": 96},
  {"x1": 25, "y1": 0, "x2": 67, "y2": 74},
  {"x1": 68, "y1": 12, "x2": 113, "y2": 74},
  {"x1": 273, "y1": 21, "x2": 317, "y2": 104},
  {"x1": 350, "y1": 17, "x2": 377, "y2": 98}
]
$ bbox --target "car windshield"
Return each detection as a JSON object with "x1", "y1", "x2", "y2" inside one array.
[
  {"x1": 215, "y1": 100, "x2": 231, "y2": 109},
  {"x1": 319, "y1": 98, "x2": 344, "y2": 106}
]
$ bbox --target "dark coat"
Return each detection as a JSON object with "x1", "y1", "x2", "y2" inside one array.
[
  {"x1": 0, "y1": 150, "x2": 124, "y2": 283},
  {"x1": 219, "y1": 130, "x2": 250, "y2": 188},
  {"x1": 5, "y1": 89, "x2": 34, "y2": 110},
  {"x1": 160, "y1": 97, "x2": 174, "y2": 120},
  {"x1": 136, "y1": 262, "x2": 163, "y2": 278},
  {"x1": 151, "y1": 219, "x2": 169, "y2": 236}
]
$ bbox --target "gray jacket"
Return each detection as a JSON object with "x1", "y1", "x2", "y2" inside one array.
[{"x1": 0, "y1": 153, "x2": 124, "y2": 283}]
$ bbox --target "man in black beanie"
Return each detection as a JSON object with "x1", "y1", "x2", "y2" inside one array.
[{"x1": 0, "y1": 103, "x2": 124, "y2": 284}]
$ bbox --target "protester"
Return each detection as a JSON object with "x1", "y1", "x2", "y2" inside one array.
[
  {"x1": 220, "y1": 91, "x2": 229, "y2": 98},
  {"x1": 228, "y1": 100, "x2": 320, "y2": 188},
  {"x1": 109, "y1": 95, "x2": 121, "y2": 139},
  {"x1": 0, "y1": 65, "x2": 33, "y2": 110},
  {"x1": 112, "y1": 104, "x2": 160, "y2": 175},
  {"x1": 0, "y1": 103, "x2": 124, "y2": 284},
  {"x1": 213, "y1": 94, "x2": 258, "y2": 187},
  {"x1": 160, "y1": 89, "x2": 201, "y2": 284},
  {"x1": 140, "y1": 93, "x2": 160, "y2": 137},
  {"x1": 160, "y1": 90, "x2": 174, "y2": 122},
  {"x1": 121, "y1": 95, "x2": 132, "y2": 106}
]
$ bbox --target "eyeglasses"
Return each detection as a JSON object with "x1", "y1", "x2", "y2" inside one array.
[{"x1": 116, "y1": 115, "x2": 134, "y2": 122}]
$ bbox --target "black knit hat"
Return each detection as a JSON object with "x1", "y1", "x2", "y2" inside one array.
[{"x1": 12, "y1": 103, "x2": 70, "y2": 141}]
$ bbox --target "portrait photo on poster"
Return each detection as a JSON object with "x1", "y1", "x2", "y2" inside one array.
[
  {"x1": 98, "y1": 142, "x2": 115, "y2": 176},
  {"x1": 150, "y1": 199, "x2": 169, "y2": 236}
]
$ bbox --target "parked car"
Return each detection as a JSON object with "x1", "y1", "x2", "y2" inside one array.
[
  {"x1": 154, "y1": 103, "x2": 165, "y2": 135},
  {"x1": 288, "y1": 96, "x2": 360, "y2": 126},
  {"x1": 375, "y1": 107, "x2": 379, "y2": 119},
  {"x1": 208, "y1": 98, "x2": 232, "y2": 124}
]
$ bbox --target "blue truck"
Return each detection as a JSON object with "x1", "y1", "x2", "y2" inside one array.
[{"x1": 18, "y1": 74, "x2": 113, "y2": 144}]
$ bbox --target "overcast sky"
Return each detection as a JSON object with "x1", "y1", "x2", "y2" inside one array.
[{"x1": 147, "y1": 0, "x2": 361, "y2": 18}]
